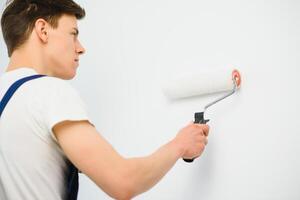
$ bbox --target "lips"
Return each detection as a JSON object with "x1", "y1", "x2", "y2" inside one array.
[{"x1": 74, "y1": 58, "x2": 79, "y2": 62}]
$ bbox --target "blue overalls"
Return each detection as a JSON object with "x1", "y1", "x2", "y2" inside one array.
[{"x1": 0, "y1": 74, "x2": 79, "y2": 200}]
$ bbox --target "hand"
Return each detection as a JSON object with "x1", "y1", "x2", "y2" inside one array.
[{"x1": 174, "y1": 122, "x2": 210, "y2": 160}]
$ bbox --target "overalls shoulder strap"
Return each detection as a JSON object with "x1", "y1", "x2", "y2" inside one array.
[
  {"x1": 0, "y1": 74, "x2": 79, "y2": 200},
  {"x1": 0, "y1": 74, "x2": 46, "y2": 117}
]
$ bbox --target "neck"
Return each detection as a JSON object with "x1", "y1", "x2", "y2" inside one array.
[{"x1": 6, "y1": 47, "x2": 52, "y2": 76}]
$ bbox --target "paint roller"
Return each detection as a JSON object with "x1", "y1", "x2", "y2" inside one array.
[{"x1": 162, "y1": 68, "x2": 242, "y2": 162}]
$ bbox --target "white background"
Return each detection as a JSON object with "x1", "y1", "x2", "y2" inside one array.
[{"x1": 1, "y1": 0, "x2": 300, "y2": 199}]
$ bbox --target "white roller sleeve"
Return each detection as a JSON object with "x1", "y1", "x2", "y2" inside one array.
[{"x1": 162, "y1": 68, "x2": 235, "y2": 100}]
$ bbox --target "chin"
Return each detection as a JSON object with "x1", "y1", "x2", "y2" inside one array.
[
  {"x1": 57, "y1": 70, "x2": 77, "y2": 80},
  {"x1": 64, "y1": 73, "x2": 76, "y2": 80}
]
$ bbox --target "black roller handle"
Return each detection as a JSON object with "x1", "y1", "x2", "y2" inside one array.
[{"x1": 183, "y1": 112, "x2": 209, "y2": 163}]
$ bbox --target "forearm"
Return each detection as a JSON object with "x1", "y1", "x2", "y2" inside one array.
[
  {"x1": 55, "y1": 120, "x2": 208, "y2": 200},
  {"x1": 122, "y1": 139, "x2": 184, "y2": 198}
]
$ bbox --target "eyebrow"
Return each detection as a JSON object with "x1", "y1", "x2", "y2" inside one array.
[{"x1": 72, "y1": 28, "x2": 79, "y2": 35}]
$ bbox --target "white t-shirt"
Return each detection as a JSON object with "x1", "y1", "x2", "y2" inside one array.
[{"x1": 0, "y1": 67, "x2": 93, "y2": 200}]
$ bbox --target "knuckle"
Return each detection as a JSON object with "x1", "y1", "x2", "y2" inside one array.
[
  {"x1": 197, "y1": 141, "x2": 205, "y2": 149},
  {"x1": 204, "y1": 138, "x2": 208, "y2": 145},
  {"x1": 201, "y1": 143, "x2": 206, "y2": 149},
  {"x1": 198, "y1": 144, "x2": 205, "y2": 152}
]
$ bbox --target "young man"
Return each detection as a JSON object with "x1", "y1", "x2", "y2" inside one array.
[{"x1": 0, "y1": 0, "x2": 210, "y2": 199}]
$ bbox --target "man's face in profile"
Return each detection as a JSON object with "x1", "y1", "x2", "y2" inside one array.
[{"x1": 45, "y1": 14, "x2": 85, "y2": 80}]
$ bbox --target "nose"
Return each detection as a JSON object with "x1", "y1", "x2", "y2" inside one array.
[{"x1": 76, "y1": 40, "x2": 86, "y2": 55}]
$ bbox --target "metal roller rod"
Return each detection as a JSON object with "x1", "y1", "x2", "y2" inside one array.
[{"x1": 203, "y1": 78, "x2": 238, "y2": 113}]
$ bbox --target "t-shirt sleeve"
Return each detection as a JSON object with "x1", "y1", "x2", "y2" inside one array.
[{"x1": 41, "y1": 78, "x2": 94, "y2": 143}]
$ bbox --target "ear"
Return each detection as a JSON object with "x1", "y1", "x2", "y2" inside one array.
[{"x1": 34, "y1": 18, "x2": 49, "y2": 43}]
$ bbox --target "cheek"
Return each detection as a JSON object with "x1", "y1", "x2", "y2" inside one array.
[
  {"x1": 52, "y1": 40, "x2": 75, "y2": 60},
  {"x1": 47, "y1": 45, "x2": 72, "y2": 69},
  {"x1": 46, "y1": 35, "x2": 76, "y2": 68},
  {"x1": 63, "y1": 38, "x2": 76, "y2": 50},
  {"x1": 50, "y1": 35, "x2": 75, "y2": 51},
  {"x1": 57, "y1": 40, "x2": 74, "y2": 54}
]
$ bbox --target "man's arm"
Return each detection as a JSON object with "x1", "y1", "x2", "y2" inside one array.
[{"x1": 53, "y1": 120, "x2": 209, "y2": 200}]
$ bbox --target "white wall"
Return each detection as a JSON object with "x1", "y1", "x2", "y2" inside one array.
[{"x1": 1, "y1": 0, "x2": 300, "y2": 199}]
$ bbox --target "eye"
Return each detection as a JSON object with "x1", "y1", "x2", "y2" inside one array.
[{"x1": 71, "y1": 32, "x2": 78, "y2": 40}]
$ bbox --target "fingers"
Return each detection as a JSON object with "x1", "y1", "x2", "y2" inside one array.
[
  {"x1": 198, "y1": 134, "x2": 208, "y2": 146},
  {"x1": 186, "y1": 123, "x2": 210, "y2": 145},
  {"x1": 203, "y1": 136, "x2": 208, "y2": 145},
  {"x1": 193, "y1": 123, "x2": 210, "y2": 137},
  {"x1": 177, "y1": 122, "x2": 211, "y2": 160},
  {"x1": 194, "y1": 124, "x2": 209, "y2": 146}
]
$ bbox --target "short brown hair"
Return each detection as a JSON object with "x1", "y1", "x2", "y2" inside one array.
[{"x1": 1, "y1": 0, "x2": 85, "y2": 57}]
